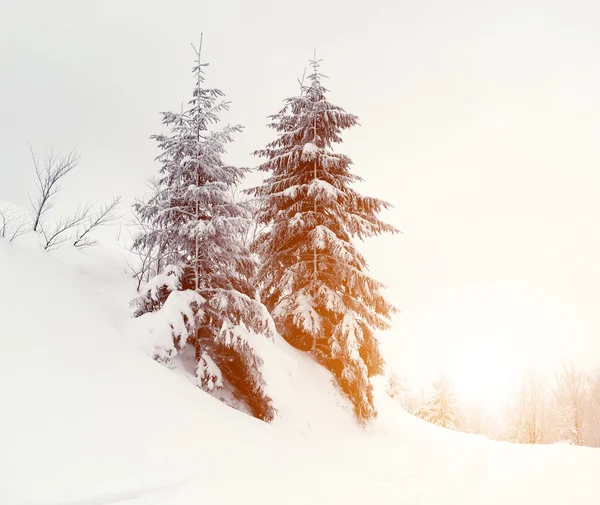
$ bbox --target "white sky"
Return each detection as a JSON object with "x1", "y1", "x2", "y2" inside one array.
[{"x1": 3, "y1": 0, "x2": 600, "y2": 407}]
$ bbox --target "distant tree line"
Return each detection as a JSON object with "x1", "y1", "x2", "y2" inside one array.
[{"x1": 386, "y1": 361, "x2": 600, "y2": 447}]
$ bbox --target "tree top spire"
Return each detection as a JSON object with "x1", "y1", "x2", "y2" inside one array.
[
  {"x1": 191, "y1": 33, "x2": 208, "y2": 85},
  {"x1": 307, "y1": 49, "x2": 326, "y2": 88}
]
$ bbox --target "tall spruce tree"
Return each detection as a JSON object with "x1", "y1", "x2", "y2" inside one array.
[
  {"x1": 247, "y1": 55, "x2": 398, "y2": 422},
  {"x1": 132, "y1": 40, "x2": 276, "y2": 421}
]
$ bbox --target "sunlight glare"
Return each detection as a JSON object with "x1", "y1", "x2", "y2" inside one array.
[{"x1": 414, "y1": 287, "x2": 564, "y2": 410}]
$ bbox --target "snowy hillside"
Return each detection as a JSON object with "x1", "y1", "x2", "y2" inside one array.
[{"x1": 2, "y1": 235, "x2": 600, "y2": 505}]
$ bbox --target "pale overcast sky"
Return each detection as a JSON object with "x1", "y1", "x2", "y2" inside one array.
[{"x1": 2, "y1": 0, "x2": 600, "y2": 403}]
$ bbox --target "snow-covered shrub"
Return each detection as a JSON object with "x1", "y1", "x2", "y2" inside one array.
[
  {"x1": 131, "y1": 265, "x2": 183, "y2": 317},
  {"x1": 147, "y1": 289, "x2": 205, "y2": 364}
]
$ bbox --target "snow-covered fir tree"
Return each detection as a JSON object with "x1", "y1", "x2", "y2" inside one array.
[
  {"x1": 247, "y1": 55, "x2": 398, "y2": 422},
  {"x1": 132, "y1": 40, "x2": 276, "y2": 421},
  {"x1": 415, "y1": 375, "x2": 461, "y2": 430}
]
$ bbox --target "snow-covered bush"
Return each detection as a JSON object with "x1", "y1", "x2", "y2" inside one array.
[
  {"x1": 144, "y1": 289, "x2": 205, "y2": 364},
  {"x1": 131, "y1": 265, "x2": 183, "y2": 317}
]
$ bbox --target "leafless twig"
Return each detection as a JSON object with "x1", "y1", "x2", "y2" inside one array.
[
  {"x1": 74, "y1": 196, "x2": 123, "y2": 248},
  {"x1": 122, "y1": 249, "x2": 154, "y2": 291},
  {"x1": 28, "y1": 145, "x2": 80, "y2": 232},
  {"x1": 0, "y1": 207, "x2": 28, "y2": 242},
  {"x1": 41, "y1": 203, "x2": 93, "y2": 250},
  {"x1": 0, "y1": 207, "x2": 14, "y2": 237}
]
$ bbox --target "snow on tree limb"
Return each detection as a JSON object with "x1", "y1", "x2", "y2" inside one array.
[
  {"x1": 131, "y1": 42, "x2": 276, "y2": 422},
  {"x1": 246, "y1": 54, "x2": 397, "y2": 422}
]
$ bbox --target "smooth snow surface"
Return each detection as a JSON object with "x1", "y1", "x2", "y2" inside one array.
[{"x1": 1, "y1": 235, "x2": 600, "y2": 505}]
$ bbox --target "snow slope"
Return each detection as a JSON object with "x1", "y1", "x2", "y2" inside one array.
[{"x1": 1, "y1": 235, "x2": 600, "y2": 505}]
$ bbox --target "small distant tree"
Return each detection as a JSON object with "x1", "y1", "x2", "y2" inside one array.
[
  {"x1": 553, "y1": 361, "x2": 588, "y2": 446},
  {"x1": 509, "y1": 368, "x2": 550, "y2": 444},
  {"x1": 0, "y1": 204, "x2": 27, "y2": 242},
  {"x1": 28, "y1": 146, "x2": 79, "y2": 232},
  {"x1": 415, "y1": 375, "x2": 461, "y2": 430},
  {"x1": 386, "y1": 372, "x2": 418, "y2": 413},
  {"x1": 585, "y1": 366, "x2": 600, "y2": 447},
  {"x1": 386, "y1": 372, "x2": 404, "y2": 400},
  {"x1": 460, "y1": 399, "x2": 484, "y2": 435}
]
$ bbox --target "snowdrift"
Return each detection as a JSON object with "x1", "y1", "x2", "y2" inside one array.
[{"x1": 1, "y1": 234, "x2": 600, "y2": 505}]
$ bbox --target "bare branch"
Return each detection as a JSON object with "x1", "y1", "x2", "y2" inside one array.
[
  {"x1": 41, "y1": 203, "x2": 93, "y2": 250},
  {"x1": 123, "y1": 202, "x2": 171, "y2": 290},
  {"x1": 0, "y1": 206, "x2": 28, "y2": 242},
  {"x1": 509, "y1": 368, "x2": 550, "y2": 444},
  {"x1": 28, "y1": 145, "x2": 80, "y2": 232},
  {"x1": 297, "y1": 67, "x2": 307, "y2": 89},
  {"x1": 9, "y1": 218, "x2": 28, "y2": 242},
  {"x1": 122, "y1": 224, "x2": 171, "y2": 292},
  {"x1": 74, "y1": 196, "x2": 123, "y2": 248},
  {"x1": 122, "y1": 248, "x2": 155, "y2": 292},
  {"x1": 240, "y1": 197, "x2": 268, "y2": 249},
  {"x1": 0, "y1": 207, "x2": 12, "y2": 238},
  {"x1": 553, "y1": 361, "x2": 588, "y2": 445},
  {"x1": 145, "y1": 175, "x2": 162, "y2": 195}
]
